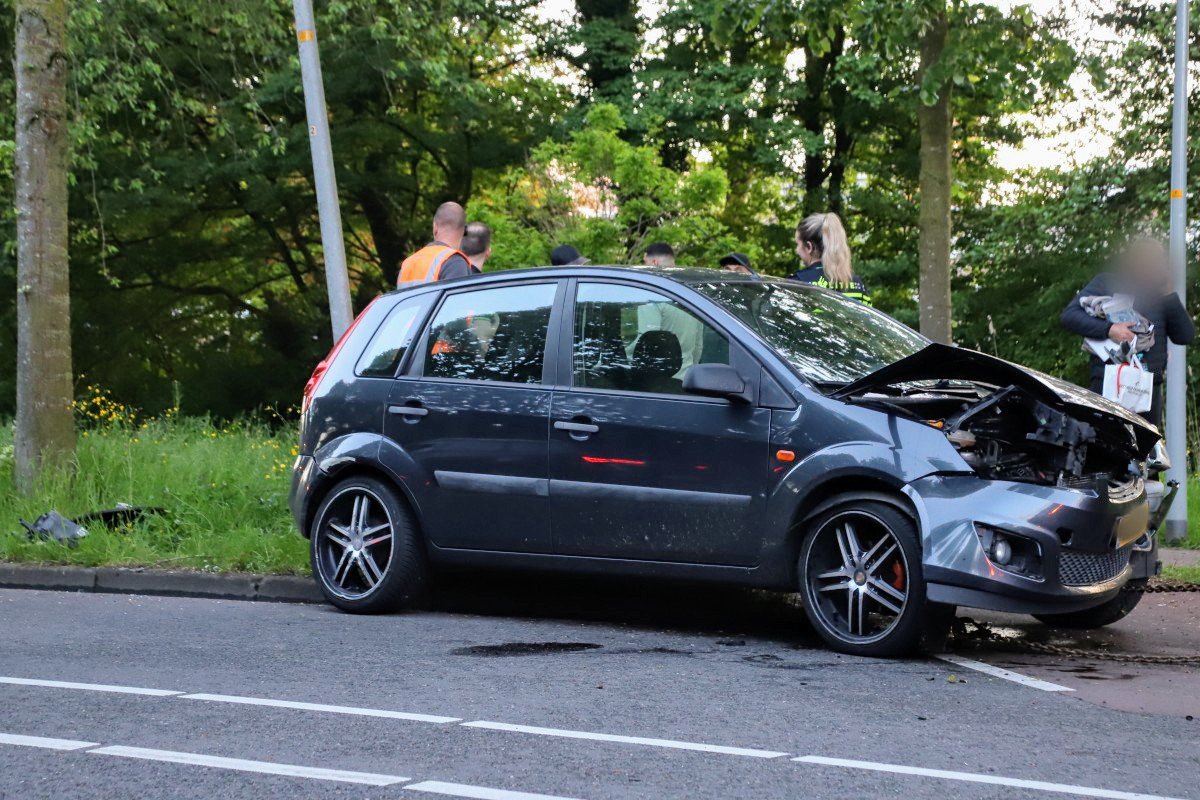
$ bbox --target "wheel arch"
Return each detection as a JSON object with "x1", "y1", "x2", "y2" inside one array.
[
  {"x1": 303, "y1": 460, "x2": 423, "y2": 543},
  {"x1": 781, "y1": 474, "x2": 919, "y2": 588}
]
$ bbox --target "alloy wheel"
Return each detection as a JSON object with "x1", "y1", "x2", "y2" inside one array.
[
  {"x1": 806, "y1": 510, "x2": 909, "y2": 644},
  {"x1": 315, "y1": 488, "x2": 395, "y2": 600}
]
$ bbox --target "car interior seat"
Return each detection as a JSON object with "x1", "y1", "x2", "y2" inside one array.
[{"x1": 630, "y1": 330, "x2": 683, "y2": 394}]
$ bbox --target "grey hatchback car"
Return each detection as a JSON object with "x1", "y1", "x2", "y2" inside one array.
[{"x1": 291, "y1": 266, "x2": 1163, "y2": 656}]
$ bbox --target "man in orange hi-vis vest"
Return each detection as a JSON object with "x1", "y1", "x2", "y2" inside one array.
[{"x1": 397, "y1": 202, "x2": 477, "y2": 285}]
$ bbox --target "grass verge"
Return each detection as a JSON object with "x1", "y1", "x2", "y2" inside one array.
[
  {"x1": 1162, "y1": 565, "x2": 1200, "y2": 584},
  {"x1": 0, "y1": 418, "x2": 308, "y2": 575}
]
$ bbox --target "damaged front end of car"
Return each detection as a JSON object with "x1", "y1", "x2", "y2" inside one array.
[{"x1": 833, "y1": 343, "x2": 1162, "y2": 615}]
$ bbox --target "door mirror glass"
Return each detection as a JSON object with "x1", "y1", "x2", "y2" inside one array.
[{"x1": 682, "y1": 363, "x2": 751, "y2": 403}]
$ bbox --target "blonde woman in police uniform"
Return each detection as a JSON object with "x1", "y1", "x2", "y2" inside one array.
[{"x1": 790, "y1": 212, "x2": 872, "y2": 306}]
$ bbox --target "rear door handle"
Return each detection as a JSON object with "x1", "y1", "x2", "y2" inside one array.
[
  {"x1": 554, "y1": 420, "x2": 599, "y2": 434},
  {"x1": 389, "y1": 404, "x2": 428, "y2": 417}
]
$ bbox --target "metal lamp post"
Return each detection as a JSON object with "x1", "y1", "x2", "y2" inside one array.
[
  {"x1": 293, "y1": 0, "x2": 354, "y2": 340},
  {"x1": 1165, "y1": 0, "x2": 1190, "y2": 544}
]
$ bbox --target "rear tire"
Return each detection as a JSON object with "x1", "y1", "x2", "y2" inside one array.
[
  {"x1": 308, "y1": 476, "x2": 426, "y2": 614},
  {"x1": 1033, "y1": 580, "x2": 1145, "y2": 629},
  {"x1": 798, "y1": 499, "x2": 926, "y2": 657}
]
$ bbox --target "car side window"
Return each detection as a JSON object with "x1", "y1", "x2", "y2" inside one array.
[
  {"x1": 422, "y1": 283, "x2": 557, "y2": 384},
  {"x1": 573, "y1": 283, "x2": 730, "y2": 395},
  {"x1": 356, "y1": 296, "x2": 431, "y2": 377}
]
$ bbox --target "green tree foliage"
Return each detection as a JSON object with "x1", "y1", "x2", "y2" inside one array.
[
  {"x1": 472, "y1": 104, "x2": 734, "y2": 268},
  {"x1": 0, "y1": 0, "x2": 568, "y2": 416},
  {"x1": 954, "y1": 0, "x2": 1198, "y2": 383},
  {"x1": 0, "y1": 0, "x2": 1177, "y2": 420}
]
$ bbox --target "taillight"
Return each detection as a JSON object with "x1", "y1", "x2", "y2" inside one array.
[{"x1": 302, "y1": 298, "x2": 379, "y2": 414}]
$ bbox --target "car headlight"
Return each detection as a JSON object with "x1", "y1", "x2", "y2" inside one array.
[{"x1": 975, "y1": 524, "x2": 1044, "y2": 581}]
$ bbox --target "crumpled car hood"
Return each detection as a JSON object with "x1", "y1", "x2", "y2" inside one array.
[{"x1": 831, "y1": 343, "x2": 1160, "y2": 457}]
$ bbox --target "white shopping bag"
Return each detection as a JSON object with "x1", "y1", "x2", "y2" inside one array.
[{"x1": 1102, "y1": 361, "x2": 1154, "y2": 413}]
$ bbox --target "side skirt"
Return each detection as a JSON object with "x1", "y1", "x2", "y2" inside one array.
[{"x1": 425, "y1": 545, "x2": 785, "y2": 588}]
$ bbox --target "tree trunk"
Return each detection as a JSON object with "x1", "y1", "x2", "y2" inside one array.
[
  {"x1": 799, "y1": 41, "x2": 830, "y2": 214},
  {"x1": 722, "y1": 31, "x2": 754, "y2": 230},
  {"x1": 14, "y1": 0, "x2": 75, "y2": 493},
  {"x1": 916, "y1": 9, "x2": 953, "y2": 344}
]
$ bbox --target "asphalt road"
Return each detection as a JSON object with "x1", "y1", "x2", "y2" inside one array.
[{"x1": 0, "y1": 574, "x2": 1197, "y2": 800}]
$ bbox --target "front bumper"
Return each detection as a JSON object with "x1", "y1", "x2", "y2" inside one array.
[{"x1": 907, "y1": 474, "x2": 1152, "y2": 615}]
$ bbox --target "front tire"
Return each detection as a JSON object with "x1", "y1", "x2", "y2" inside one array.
[
  {"x1": 799, "y1": 500, "x2": 926, "y2": 657},
  {"x1": 309, "y1": 476, "x2": 426, "y2": 614},
  {"x1": 1034, "y1": 580, "x2": 1145, "y2": 629}
]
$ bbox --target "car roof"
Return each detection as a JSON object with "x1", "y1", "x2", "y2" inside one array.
[{"x1": 386, "y1": 264, "x2": 785, "y2": 299}]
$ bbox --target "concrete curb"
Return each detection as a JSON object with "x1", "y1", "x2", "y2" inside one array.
[{"x1": 0, "y1": 563, "x2": 323, "y2": 604}]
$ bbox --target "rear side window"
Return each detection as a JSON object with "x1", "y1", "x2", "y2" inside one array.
[
  {"x1": 356, "y1": 296, "x2": 431, "y2": 377},
  {"x1": 422, "y1": 283, "x2": 557, "y2": 384}
]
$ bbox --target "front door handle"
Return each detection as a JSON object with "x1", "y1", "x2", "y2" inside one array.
[
  {"x1": 554, "y1": 420, "x2": 599, "y2": 434},
  {"x1": 389, "y1": 404, "x2": 428, "y2": 418}
]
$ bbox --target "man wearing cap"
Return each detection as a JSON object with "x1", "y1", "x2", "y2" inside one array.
[
  {"x1": 719, "y1": 252, "x2": 756, "y2": 276},
  {"x1": 550, "y1": 244, "x2": 589, "y2": 266}
]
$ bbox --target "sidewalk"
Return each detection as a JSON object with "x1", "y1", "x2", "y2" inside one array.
[{"x1": 1161, "y1": 547, "x2": 1200, "y2": 568}]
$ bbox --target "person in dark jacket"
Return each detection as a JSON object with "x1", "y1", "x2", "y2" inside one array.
[{"x1": 1060, "y1": 237, "x2": 1195, "y2": 425}]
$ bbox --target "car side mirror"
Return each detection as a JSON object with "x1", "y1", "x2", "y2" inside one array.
[{"x1": 682, "y1": 363, "x2": 752, "y2": 404}]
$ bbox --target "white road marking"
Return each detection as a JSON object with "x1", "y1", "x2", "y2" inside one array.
[
  {"x1": 1, "y1": 732, "x2": 581, "y2": 798},
  {"x1": 0, "y1": 733, "x2": 98, "y2": 751},
  {"x1": 406, "y1": 780, "x2": 584, "y2": 800},
  {"x1": 934, "y1": 654, "x2": 1074, "y2": 692},
  {"x1": 794, "y1": 755, "x2": 1185, "y2": 800},
  {"x1": 0, "y1": 676, "x2": 181, "y2": 697},
  {"x1": 461, "y1": 721, "x2": 789, "y2": 759},
  {"x1": 88, "y1": 745, "x2": 409, "y2": 786},
  {"x1": 178, "y1": 693, "x2": 461, "y2": 724}
]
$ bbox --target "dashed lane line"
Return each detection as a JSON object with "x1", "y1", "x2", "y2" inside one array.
[
  {"x1": 4, "y1": 730, "x2": 1186, "y2": 800},
  {"x1": 178, "y1": 693, "x2": 461, "y2": 723},
  {"x1": 460, "y1": 720, "x2": 790, "y2": 759},
  {"x1": 0, "y1": 733, "x2": 98, "y2": 751},
  {"x1": 0, "y1": 676, "x2": 182, "y2": 696},
  {"x1": 12, "y1": 671, "x2": 1177, "y2": 800},
  {"x1": 89, "y1": 745, "x2": 409, "y2": 786},
  {"x1": 1, "y1": 674, "x2": 785, "y2": 759},
  {"x1": 406, "y1": 781, "x2": 587, "y2": 800},
  {"x1": 794, "y1": 755, "x2": 1186, "y2": 800},
  {"x1": 2, "y1": 733, "x2": 586, "y2": 798},
  {"x1": 934, "y1": 654, "x2": 1075, "y2": 692}
]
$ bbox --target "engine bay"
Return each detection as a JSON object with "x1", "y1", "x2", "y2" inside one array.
[
  {"x1": 849, "y1": 383, "x2": 1141, "y2": 490},
  {"x1": 827, "y1": 342, "x2": 1160, "y2": 493}
]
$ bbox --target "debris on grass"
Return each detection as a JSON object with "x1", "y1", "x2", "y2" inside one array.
[{"x1": 19, "y1": 511, "x2": 88, "y2": 547}]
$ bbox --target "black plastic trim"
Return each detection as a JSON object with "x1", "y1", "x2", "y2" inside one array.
[
  {"x1": 549, "y1": 478, "x2": 751, "y2": 507},
  {"x1": 435, "y1": 470, "x2": 549, "y2": 497}
]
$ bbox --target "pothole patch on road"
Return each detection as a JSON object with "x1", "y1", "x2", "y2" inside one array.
[{"x1": 450, "y1": 642, "x2": 603, "y2": 657}]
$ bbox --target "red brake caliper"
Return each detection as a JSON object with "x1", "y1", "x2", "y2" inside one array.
[{"x1": 891, "y1": 560, "x2": 905, "y2": 590}]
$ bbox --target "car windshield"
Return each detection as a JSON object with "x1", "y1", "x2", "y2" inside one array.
[{"x1": 691, "y1": 280, "x2": 928, "y2": 386}]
